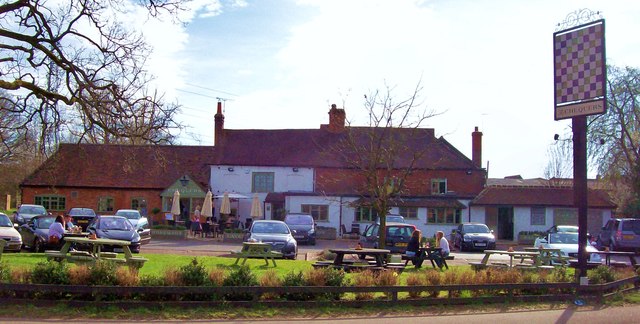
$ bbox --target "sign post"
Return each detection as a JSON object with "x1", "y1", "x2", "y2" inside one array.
[{"x1": 553, "y1": 9, "x2": 606, "y2": 281}]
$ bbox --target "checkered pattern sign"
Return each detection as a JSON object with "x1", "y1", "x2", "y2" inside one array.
[{"x1": 554, "y1": 20, "x2": 606, "y2": 120}]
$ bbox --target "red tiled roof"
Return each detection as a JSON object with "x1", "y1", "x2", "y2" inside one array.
[
  {"x1": 216, "y1": 127, "x2": 479, "y2": 170},
  {"x1": 21, "y1": 144, "x2": 215, "y2": 189},
  {"x1": 470, "y1": 187, "x2": 616, "y2": 208}
]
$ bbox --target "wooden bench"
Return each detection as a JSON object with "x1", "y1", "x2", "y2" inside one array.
[
  {"x1": 469, "y1": 261, "x2": 487, "y2": 271},
  {"x1": 98, "y1": 252, "x2": 118, "y2": 258},
  {"x1": 45, "y1": 250, "x2": 67, "y2": 261},
  {"x1": 125, "y1": 256, "x2": 148, "y2": 269}
]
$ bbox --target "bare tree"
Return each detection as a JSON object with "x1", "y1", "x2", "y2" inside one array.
[
  {"x1": 587, "y1": 66, "x2": 640, "y2": 215},
  {"x1": 543, "y1": 143, "x2": 573, "y2": 179},
  {"x1": 322, "y1": 81, "x2": 441, "y2": 248},
  {"x1": 0, "y1": 0, "x2": 185, "y2": 155}
]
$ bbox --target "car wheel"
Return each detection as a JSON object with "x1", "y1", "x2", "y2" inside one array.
[{"x1": 33, "y1": 238, "x2": 44, "y2": 253}]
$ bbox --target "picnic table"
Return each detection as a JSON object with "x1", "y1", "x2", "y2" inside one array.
[
  {"x1": 469, "y1": 249, "x2": 544, "y2": 270},
  {"x1": 45, "y1": 237, "x2": 148, "y2": 268},
  {"x1": 312, "y1": 248, "x2": 399, "y2": 272},
  {"x1": 523, "y1": 247, "x2": 570, "y2": 266},
  {"x1": 402, "y1": 247, "x2": 449, "y2": 269},
  {"x1": 231, "y1": 242, "x2": 282, "y2": 267}
]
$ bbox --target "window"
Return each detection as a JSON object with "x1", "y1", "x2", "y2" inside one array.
[
  {"x1": 131, "y1": 197, "x2": 147, "y2": 210},
  {"x1": 398, "y1": 207, "x2": 418, "y2": 219},
  {"x1": 531, "y1": 207, "x2": 546, "y2": 225},
  {"x1": 252, "y1": 172, "x2": 275, "y2": 193},
  {"x1": 355, "y1": 207, "x2": 378, "y2": 222},
  {"x1": 427, "y1": 208, "x2": 461, "y2": 224},
  {"x1": 98, "y1": 197, "x2": 114, "y2": 212},
  {"x1": 301, "y1": 204, "x2": 329, "y2": 221},
  {"x1": 431, "y1": 178, "x2": 447, "y2": 194},
  {"x1": 35, "y1": 195, "x2": 66, "y2": 211}
]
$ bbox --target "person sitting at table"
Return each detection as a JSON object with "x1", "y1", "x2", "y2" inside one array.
[
  {"x1": 199, "y1": 206, "x2": 209, "y2": 238},
  {"x1": 64, "y1": 213, "x2": 76, "y2": 231},
  {"x1": 434, "y1": 230, "x2": 450, "y2": 268},
  {"x1": 405, "y1": 229, "x2": 423, "y2": 268},
  {"x1": 48, "y1": 215, "x2": 66, "y2": 249},
  {"x1": 191, "y1": 206, "x2": 202, "y2": 237}
]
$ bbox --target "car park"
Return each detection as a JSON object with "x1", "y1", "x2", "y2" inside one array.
[
  {"x1": 597, "y1": 218, "x2": 640, "y2": 252},
  {"x1": 17, "y1": 215, "x2": 57, "y2": 252},
  {"x1": 14, "y1": 204, "x2": 47, "y2": 226},
  {"x1": 87, "y1": 215, "x2": 143, "y2": 253},
  {"x1": 534, "y1": 231, "x2": 601, "y2": 262},
  {"x1": 115, "y1": 209, "x2": 151, "y2": 244},
  {"x1": 453, "y1": 223, "x2": 496, "y2": 252},
  {"x1": 359, "y1": 222, "x2": 416, "y2": 253},
  {"x1": 68, "y1": 207, "x2": 97, "y2": 231},
  {"x1": 283, "y1": 213, "x2": 316, "y2": 245},
  {"x1": 0, "y1": 212, "x2": 22, "y2": 252},
  {"x1": 243, "y1": 220, "x2": 298, "y2": 259}
]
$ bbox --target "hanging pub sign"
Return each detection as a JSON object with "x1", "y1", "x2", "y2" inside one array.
[{"x1": 553, "y1": 19, "x2": 606, "y2": 120}]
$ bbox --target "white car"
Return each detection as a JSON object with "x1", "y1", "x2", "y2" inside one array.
[
  {"x1": 0, "y1": 212, "x2": 22, "y2": 252},
  {"x1": 534, "y1": 232, "x2": 601, "y2": 263}
]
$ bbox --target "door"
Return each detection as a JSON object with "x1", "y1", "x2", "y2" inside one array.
[
  {"x1": 497, "y1": 207, "x2": 514, "y2": 240},
  {"x1": 271, "y1": 202, "x2": 285, "y2": 221}
]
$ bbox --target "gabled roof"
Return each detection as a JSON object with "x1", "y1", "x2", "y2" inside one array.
[
  {"x1": 21, "y1": 144, "x2": 215, "y2": 189},
  {"x1": 215, "y1": 127, "x2": 479, "y2": 170},
  {"x1": 470, "y1": 186, "x2": 616, "y2": 209}
]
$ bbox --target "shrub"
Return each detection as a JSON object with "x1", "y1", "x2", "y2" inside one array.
[
  {"x1": 180, "y1": 258, "x2": 208, "y2": 286},
  {"x1": 282, "y1": 271, "x2": 313, "y2": 301},
  {"x1": 406, "y1": 273, "x2": 425, "y2": 298},
  {"x1": 352, "y1": 270, "x2": 375, "y2": 300},
  {"x1": 139, "y1": 275, "x2": 165, "y2": 286},
  {"x1": 223, "y1": 266, "x2": 258, "y2": 301},
  {"x1": 208, "y1": 268, "x2": 226, "y2": 286},
  {"x1": 163, "y1": 267, "x2": 182, "y2": 286},
  {"x1": 259, "y1": 269, "x2": 282, "y2": 300},
  {"x1": 68, "y1": 265, "x2": 91, "y2": 285},
  {"x1": 424, "y1": 269, "x2": 442, "y2": 297},
  {"x1": 323, "y1": 268, "x2": 348, "y2": 300},
  {"x1": 376, "y1": 270, "x2": 398, "y2": 298},
  {"x1": 10, "y1": 267, "x2": 30, "y2": 284},
  {"x1": 31, "y1": 261, "x2": 70, "y2": 285},
  {"x1": 589, "y1": 265, "x2": 615, "y2": 284},
  {"x1": 116, "y1": 267, "x2": 140, "y2": 286},
  {"x1": 550, "y1": 266, "x2": 571, "y2": 283},
  {"x1": 88, "y1": 260, "x2": 118, "y2": 286},
  {"x1": 0, "y1": 262, "x2": 9, "y2": 283}
]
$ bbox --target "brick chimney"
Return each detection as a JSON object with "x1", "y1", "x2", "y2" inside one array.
[
  {"x1": 472, "y1": 126, "x2": 482, "y2": 168},
  {"x1": 327, "y1": 104, "x2": 346, "y2": 133},
  {"x1": 214, "y1": 101, "x2": 224, "y2": 146}
]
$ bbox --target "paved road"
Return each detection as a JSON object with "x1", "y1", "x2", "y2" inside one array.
[
  {"x1": 142, "y1": 237, "x2": 637, "y2": 267},
  {"x1": 2, "y1": 304, "x2": 639, "y2": 323}
]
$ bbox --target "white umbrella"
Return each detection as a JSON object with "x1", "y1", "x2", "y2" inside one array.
[
  {"x1": 220, "y1": 192, "x2": 231, "y2": 215},
  {"x1": 202, "y1": 190, "x2": 213, "y2": 218},
  {"x1": 250, "y1": 194, "x2": 263, "y2": 218},
  {"x1": 170, "y1": 189, "x2": 181, "y2": 221}
]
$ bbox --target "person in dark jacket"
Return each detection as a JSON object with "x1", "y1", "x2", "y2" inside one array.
[{"x1": 406, "y1": 229, "x2": 423, "y2": 268}]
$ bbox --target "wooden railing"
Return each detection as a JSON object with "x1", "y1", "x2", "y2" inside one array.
[{"x1": 0, "y1": 276, "x2": 637, "y2": 307}]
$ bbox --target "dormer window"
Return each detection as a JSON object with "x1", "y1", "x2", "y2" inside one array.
[{"x1": 431, "y1": 178, "x2": 447, "y2": 194}]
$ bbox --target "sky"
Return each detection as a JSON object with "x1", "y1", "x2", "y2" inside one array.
[{"x1": 134, "y1": 0, "x2": 640, "y2": 179}]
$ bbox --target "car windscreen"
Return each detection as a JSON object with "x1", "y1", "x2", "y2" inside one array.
[
  {"x1": 0, "y1": 215, "x2": 11, "y2": 227},
  {"x1": 69, "y1": 209, "x2": 96, "y2": 216},
  {"x1": 99, "y1": 217, "x2": 133, "y2": 231},
  {"x1": 36, "y1": 217, "x2": 55, "y2": 229},
  {"x1": 386, "y1": 226, "x2": 412, "y2": 237},
  {"x1": 285, "y1": 215, "x2": 313, "y2": 225},
  {"x1": 386, "y1": 216, "x2": 404, "y2": 223},
  {"x1": 549, "y1": 233, "x2": 579, "y2": 244},
  {"x1": 19, "y1": 206, "x2": 46, "y2": 215},
  {"x1": 622, "y1": 220, "x2": 640, "y2": 234},
  {"x1": 464, "y1": 225, "x2": 490, "y2": 233},
  {"x1": 115, "y1": 211, "x2": 140, "y2": 219},
  {"x1": 252, "y1": 222, "x2": 290, "y2": 234}
]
